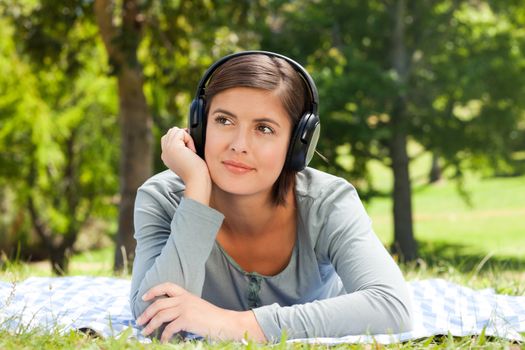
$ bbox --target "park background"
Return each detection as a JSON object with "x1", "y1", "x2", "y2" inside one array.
[{"x1": 0, "y1": 0, "x2": 524, "y2": 347}]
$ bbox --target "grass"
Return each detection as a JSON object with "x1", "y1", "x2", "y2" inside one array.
[
  {"x1": 366, "y1": 164, "x2": 525, "y2": 260},
  {"x1": 0, "y1": 247, "x2": 117, "y2": 282},
  {"x1": 1, "y1": 249, "x2": 524, "y2": 348},
  {"x1": 1, "y1": 258, "x2": 523, "y2": 349},
  {"x1": 0, "y1": 329, "x2": 522, "y2": 350},
  {"x1": 1, "y1": 159, "x2": 524, "y2": 348}
]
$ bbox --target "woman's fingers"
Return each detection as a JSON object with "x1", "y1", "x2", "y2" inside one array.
[
  {"x1": 142, "y1": 308, "x2": 181, "y2": 336},
  {"x1": 136, "y1": 283, "x2": 243, "y2": 343},
  {"x1": 137, "y1": 283, "x2": 188, "y2": 338},
  {"x1": 136, "y1": 297, "x2": 180, "y2": 326},
  {"x1": 142, "y1": 282, "x2": 184, "y2": 301},
  {"x1": 160, "y1": 319, "x2": 185, "y2": 343},
  {"x1": 164, "y1": 127, "x2": 180, "y2": 149},
  {"x1": 159, "y1": 126, "x2": 210, "y2": 198},
  {"x1": 184, "y1": 132, "x2": 198, "y2": 153},
  {"x1": 162, "y1": 127, "x2": 195, "y2": 153}
]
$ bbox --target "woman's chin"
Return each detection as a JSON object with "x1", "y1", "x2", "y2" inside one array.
[{"x1": 211, "y1": 181, "x2": 271, "y2": 200}]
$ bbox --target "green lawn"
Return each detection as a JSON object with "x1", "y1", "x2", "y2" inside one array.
[
  {"x1": 1, "y1": 258, "x2": 523, "y2": 349},
  {"x1": 367, "y1": 175, "x2": 525, "y2": 260},
  {"x1": 358, "y1": 145, "x2": 525, "y2": 265}
]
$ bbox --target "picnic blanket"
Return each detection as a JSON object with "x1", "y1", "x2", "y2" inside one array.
[{"x1": 0, "y1": 276, "x2": 524, "y2": 344}]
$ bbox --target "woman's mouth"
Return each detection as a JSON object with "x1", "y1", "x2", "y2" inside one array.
[{"x1": 222, "y1": 160, "x2": 255, "y2": 174}]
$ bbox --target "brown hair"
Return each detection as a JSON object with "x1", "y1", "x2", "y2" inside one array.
[{"x1": 204, "y1": 54, "x2": 310, "y2": 206}]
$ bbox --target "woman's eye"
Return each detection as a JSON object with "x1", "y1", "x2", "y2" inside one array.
[
  {"x1": 215, "y1": 116, "x2": 232, "y2": 125},
  {"x1": 257, "y1": 125, "x2": 275, "y2": 134}
]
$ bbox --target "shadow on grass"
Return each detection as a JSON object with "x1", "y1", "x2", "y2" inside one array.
[{"x1": 413, "y1": 240, "x2": 525, "y2": 273}]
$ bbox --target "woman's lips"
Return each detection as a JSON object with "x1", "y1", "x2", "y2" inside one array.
[{"x1": 222, "y1": 160, "x2": 255, "y2": 174}]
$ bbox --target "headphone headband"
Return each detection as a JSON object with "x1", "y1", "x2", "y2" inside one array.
[
  {"x1": 195, "y1": 50, "x2": 319, "y2": 115},
  {"x1": 189, "y1": 50, "x2": 321, "y2": 171}
]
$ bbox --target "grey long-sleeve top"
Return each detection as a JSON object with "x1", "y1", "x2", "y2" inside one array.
[{"x1": 130, "y1": 167, "x2": 412, "y2": 341}]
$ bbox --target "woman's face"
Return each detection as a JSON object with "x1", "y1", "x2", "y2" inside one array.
[{"x1": 205, "y1": 87, "x2": 292, "y2": 199}]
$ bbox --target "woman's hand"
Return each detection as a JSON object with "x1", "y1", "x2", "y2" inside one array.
[
  {"x1": 161, "y1": 127, "x2": 211, "y2": 205},
  {"x1": 136, "y1": 282, "x2": 266, "y2": 343}
]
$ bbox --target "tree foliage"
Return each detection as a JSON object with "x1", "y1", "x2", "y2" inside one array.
[
  {"x1": 260, "y1": 0, "x2": 525, "y2": 260},
  {"x1": 1, "y1": 0, "x2": 267, "y2": 272},
  {"x1": 0, "y1": 0, "x2": 523, "y2": 268},
  {"x1": 0, "y1": 8, "x2": 118, "y2": 273}
]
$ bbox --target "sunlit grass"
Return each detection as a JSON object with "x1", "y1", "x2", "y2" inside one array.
[
  {"x1": 68, "y1": 247, "x2": 116, "y2": 276},
  {"x1": 0, "y1": 247, "x2": 120, "y2": 282},
  {"x1": 0, "y1": 329, "x2": 521, "y2": 350},
  {"x1": 1, "y1": 259, "x2": 523, "y2": 349},
  {"x1": 365, "y1": 155, "x2": 525, "y2": 260}
]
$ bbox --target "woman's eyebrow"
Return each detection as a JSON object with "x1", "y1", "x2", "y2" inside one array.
[
  {"x1": 211, "y1": 108, "x2": 237, "y2": 119},
  {"x1": 211, "y1": 108, "x2": 282, "y2": 128},
  {"x1": 254, "y1": 118, "x2": 281, "y2": 128}
]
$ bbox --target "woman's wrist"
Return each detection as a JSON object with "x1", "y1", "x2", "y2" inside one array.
[
  {"x1": 230, "y1": 310, "x2": 266, "y2": 342},
  {"x1": 184, "y1": 175, "x2": 212, "y2": 206}
]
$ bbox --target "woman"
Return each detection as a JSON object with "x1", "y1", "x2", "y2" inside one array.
[{"x1": 130, "y1": 51, "x2": 412, "y2": 343}]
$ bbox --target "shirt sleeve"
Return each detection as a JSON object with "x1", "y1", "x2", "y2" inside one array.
[
  {"x1": 252, "y1": 179, "x2": 413, "y2": 341},
  {"x1": 129, "y1": 184, "x2": 224, "y2": 319}
]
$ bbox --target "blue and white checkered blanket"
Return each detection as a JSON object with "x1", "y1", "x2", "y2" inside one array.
[{"x1": 0, "y1": 277, "x2": 523, "y2": 344}]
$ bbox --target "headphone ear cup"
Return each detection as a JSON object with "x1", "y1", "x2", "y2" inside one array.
[
  {"x1": 188, "y1": 98, "x2": 206, "y2": 158},
  {"x1": 286, "y1": 113, "x2": 320, "y2": 171}
]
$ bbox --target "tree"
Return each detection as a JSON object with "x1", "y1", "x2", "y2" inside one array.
[
  {"x1": 94, "y1": 0, "x2": 153, "y2": 271},
  {"x1": 0, "y1": 8, "x2": 119, "y2": 273},
  {"x1": 95, "y1": 0, "x2": 267, "y2": 270},
  {"x1": 3, "y1": 0, "x2": 267, "y2": 272},
  {"x1": 261, "y1": 0, "x2": 525, "y2": 260}
]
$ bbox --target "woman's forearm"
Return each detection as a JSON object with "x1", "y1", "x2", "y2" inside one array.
[{"x1": 130, "y1": 187, "x2": 224, "y2": 319}]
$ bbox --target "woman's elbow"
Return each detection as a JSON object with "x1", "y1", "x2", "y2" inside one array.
[
  {"x1": 375, "y1": 283, "x2": 413, "y2": 333},
  {"x1": 396, "y1": 301, "x2": 413, "y2": 333},
  {"x1": 130, "y1": 291, "x2": 148, "y2": 320},
  {"x1": 392, "y1": 288, "x2": 413, "y2": 333}
]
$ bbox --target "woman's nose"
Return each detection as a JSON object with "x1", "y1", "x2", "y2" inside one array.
[{"x1": 230, "y1": 129, "x2": 250, "y2": 153}]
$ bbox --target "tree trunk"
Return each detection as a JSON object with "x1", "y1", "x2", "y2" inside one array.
[
  {"x1": 390, "y1": 119, "x2": 417, "y2": 261},
  {"x1": 388, "y1": 0, "x2": 417, "y2": 261},
  {"x1": 50, "y1": 245, "x2": 70, "y2": 275},
  {"x1": 94, "y1": 0, "x2": 153, "y2": 272},
  {"x1": 27, "y1": 196, "x2": 69, "y2": 275},
  {"x1": 429, "y1": 152, "x2": 442, "y2": 183},
  {"x1": 114, "y1": 66, "x2": 152, "y2": 272},
  {"x1": 26, "y1": 130, "x2": 83, "y2": 275}
]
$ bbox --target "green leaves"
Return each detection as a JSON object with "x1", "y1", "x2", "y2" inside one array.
[
  {"x1": 2, "y1": 0, "x2": 524, "y2": 264},
  {"x1": 0, "y1": 10, "x2": 118, "y2": 270},
  {"x1": 262, "y1": 0, "x2": 525, "y2": 185}
]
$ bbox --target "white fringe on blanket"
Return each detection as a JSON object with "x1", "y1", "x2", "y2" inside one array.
[{"x1": 0, "y1": 277, "x2": 523, "y2": 344}]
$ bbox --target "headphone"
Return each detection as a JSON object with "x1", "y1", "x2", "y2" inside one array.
[{"x1": 188, "y1": 50, "x2": 320, "y2": 171}]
